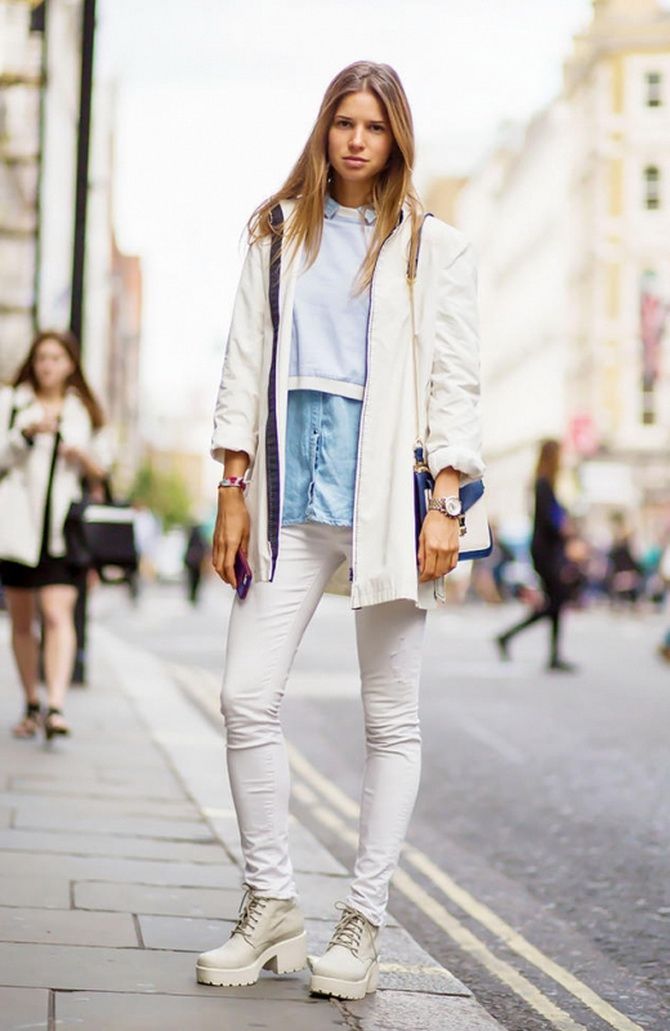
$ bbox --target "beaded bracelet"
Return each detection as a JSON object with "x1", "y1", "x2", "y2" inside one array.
[{"x1": 217, "y1": 476, "x2": 247, "y2": 491}]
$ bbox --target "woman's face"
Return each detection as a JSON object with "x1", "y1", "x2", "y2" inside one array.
[
  {"x1": 327, "y1": 90, "x2": 394, "y2": 193},
  {"x1": 32, "y1": 339, "x2": 75, "y2": 392}
]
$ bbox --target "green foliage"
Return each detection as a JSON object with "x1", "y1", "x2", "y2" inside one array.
[{"x1": 130, "y1": 460, "x2": 192, "y2": 530}]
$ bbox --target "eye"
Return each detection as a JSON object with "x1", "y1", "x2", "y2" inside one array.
[
  {"x1": 335, "y1": 117, "x2": 352, "y2": 128},
  {"x1": 370, "y1": 123, "x2": 386, "y2": 133}
]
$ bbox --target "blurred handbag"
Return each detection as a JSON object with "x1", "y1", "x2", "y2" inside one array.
[
  {"x1": 64, "y1": 482, "x2": 138, "y2": 583},
  {"x1": 408, "y1": 215, "x2": 492, "y2": 563}
]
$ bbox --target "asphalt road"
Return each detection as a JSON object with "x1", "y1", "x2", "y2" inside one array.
[{"x1": 95, "y1": 575, "x2": 670, "y2": 1031}]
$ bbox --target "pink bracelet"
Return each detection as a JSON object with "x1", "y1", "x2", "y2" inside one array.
[{"x1": 218, "y1": 476, "x2": 247, "y2": 491}]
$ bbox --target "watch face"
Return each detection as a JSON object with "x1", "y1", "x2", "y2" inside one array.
[{"x1": 445, "y1": 497, "x2": 462, "y2": 517}]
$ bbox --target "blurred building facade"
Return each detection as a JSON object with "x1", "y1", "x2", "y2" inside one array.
[
  {"x1": 438, "y1": 0, "x2": 670, "y2": 538},
  {"x1": 0, "y1": 0, "x2": 143, "y2": 487},
  {"x1": 0, "y1": 0, "x2": 42, "y2": 377}
]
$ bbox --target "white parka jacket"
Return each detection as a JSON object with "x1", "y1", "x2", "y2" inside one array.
[
  {"x1": 211, "y1": 200, "x2": 485, "y2": 609},
  {"x1": 0, "y1": 383, "x2": 112, "y2": 567}
]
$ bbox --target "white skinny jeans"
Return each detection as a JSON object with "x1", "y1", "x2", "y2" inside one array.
[{"x1": 220, "y1": 523, "x2": 426, "y2": 927}]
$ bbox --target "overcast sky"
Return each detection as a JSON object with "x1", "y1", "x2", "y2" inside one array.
[{"x1": 96, "y1": 0, "x2": 594, "y2": 423}]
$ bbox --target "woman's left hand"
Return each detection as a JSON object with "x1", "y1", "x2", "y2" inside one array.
[
  {"x1": 418, "y1": 511, "x2": 460, "y2": 582},
  {"x1": 59, "y1": 443, "x2": 84, "y2": 468}
]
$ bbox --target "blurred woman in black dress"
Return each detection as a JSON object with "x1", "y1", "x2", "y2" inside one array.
[
  {"x1": 0, "y1": 332, "x2": 110, "y2": 739},
  {"x1": 495, "y1": 440, "x2": 576, "y2": 672}
]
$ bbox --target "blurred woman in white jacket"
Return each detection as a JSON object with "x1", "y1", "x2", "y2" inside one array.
[
  {"x1": 0, "y1": 331, "x2": 111, "y2": 740},
  {"x1": 198, "y1": 62, "x2": 484, "y2": 1000}
]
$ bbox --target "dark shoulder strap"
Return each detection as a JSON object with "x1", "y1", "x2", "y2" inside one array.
[
  {"x1": 268, "y1": 203, "x2": 284, "y2": 337},
  {"x1": 406, "y1": 212, "x2": 434, "y2": 282},
  {"x1": 265, "y1": 203, "x2": 284, "y2": 579}
]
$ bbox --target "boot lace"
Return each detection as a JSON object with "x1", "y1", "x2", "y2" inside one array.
[
  {"x1": 231, "y1": 884, "x2": 270, "y2": 943},
  {"x1": 328, "y1": 903, "x2": 369, "y2": 955}
]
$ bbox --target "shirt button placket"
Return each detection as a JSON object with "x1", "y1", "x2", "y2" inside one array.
[{"x1": 306, "y1": 392, "x2": 322, "y2": 517}]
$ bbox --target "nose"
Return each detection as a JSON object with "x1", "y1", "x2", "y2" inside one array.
[{"x1": 349, "y1": 125, "x2": 365, "y2": 151}]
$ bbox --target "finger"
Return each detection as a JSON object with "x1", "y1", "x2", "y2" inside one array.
[
  {"x1": 418, "y1": 532, "x2": 426, "y2": 575},
  {"x1": 212, "y1": 534, "x2": 227, "y2": 581},
  {"x1": 223, "y1": 541, "x2": 238, "y2": 588},
  {"x1": 421, "y1": 545, "x2": 438, "y2": 583}
]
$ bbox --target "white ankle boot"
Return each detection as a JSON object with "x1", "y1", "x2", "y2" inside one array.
[
  {"x1": 308, "y1": 903, "x2": 380, "y2": 1000},
  {"x1": 196, "y1": 884, "x2": 307, "y2": 987}
]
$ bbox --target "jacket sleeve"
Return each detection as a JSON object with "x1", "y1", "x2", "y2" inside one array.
[
  {"x1": 211, "y1": 241, "x2": 267, "y2": 468},
  {"x1": 0, "y1": 387, "x2": 32, "y2": 474},
  {"x1": 426, "y1": 242, "x2": 485, "y2": 484}
]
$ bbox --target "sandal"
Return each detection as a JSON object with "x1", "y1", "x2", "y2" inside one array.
[
  {"x1": 44, "y1": 707, "x2": 70, "y2": 741},
  {"x1": 12, "y1": 702, "x2": 42, "y2": 739}
]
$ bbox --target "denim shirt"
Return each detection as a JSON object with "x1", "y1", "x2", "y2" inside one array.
[
  {"x1": 282, "y1": 196, "x2": 375, "y2": 528},
  {"x1": 282, "y1": 390, "x2": 362, "y2": 527}
]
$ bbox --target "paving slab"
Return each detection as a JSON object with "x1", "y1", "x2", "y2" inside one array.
[
  {"x1": 4, "y1": 792, "x2": 199, "y2": 820},
  {"x1": 0, "y1": 851, "x2": 241, "y2": 888},
  {"x1": 9, "y1": 774, "x2": 185, "y2": 801},
  {"x1": 73, "y1": 873, "x2": 368, "y2": 922},
  {"x1": 74, "y1": 881, "x2": 251, "y2": 919},
  {"x1": 54, "y1": 990, "x2": 348, "y2": 1030},
  {"x1": 138, "y1": 913, "x2": 236, "y2": 951},
  {"x1": 345, "y1": 990, "x2": 505, "y2": 1030},
  {"x1": 13, "y1": 808, "x2": 212, "y2": 840},
  {"x1": 1, "y1": 941, "x2": 308, "y2": 999},
  {"x1": 0, "y1": 874, "x2": 70, "y2": 909},
  {"x1": 0, "y1": 829, "x2": 228, "y2": 864},
  {"x1": 0, "y1": 986, "x2": 49, "y2": 1031},
  {"x1": 0, "y1": 906, "x2": 137, "y2": 947}
]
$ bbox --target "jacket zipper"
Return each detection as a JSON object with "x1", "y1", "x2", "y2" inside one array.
[{"x1": 351, "y1": 217, "x2": 404, "y2": 597}]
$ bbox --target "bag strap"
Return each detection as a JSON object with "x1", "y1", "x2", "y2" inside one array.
[{"x1": 407, "y1": 213, "x2": 433, "y2": 462}]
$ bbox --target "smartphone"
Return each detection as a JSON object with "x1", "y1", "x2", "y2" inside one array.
[{"x1": 234, "y1": 550, "x2": 253, "y2": 600}]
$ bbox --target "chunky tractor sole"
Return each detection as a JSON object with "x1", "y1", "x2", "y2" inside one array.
[
  {"x1": 196, "y1": 931, "x2": 307, "y2": 987},
  {"x1": 309, "y1": 958, "x2": 379, "y2": 1000}
]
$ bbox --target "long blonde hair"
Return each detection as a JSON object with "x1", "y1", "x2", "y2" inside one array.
[{"x1": 248, "y1": 61, "x2": 423, "y2": 289}]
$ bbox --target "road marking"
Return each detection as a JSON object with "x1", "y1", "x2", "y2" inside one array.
[
  {"x1": 307, "y1": 799, "x2": 587, "y2": 1031},
  {"x1": 170, "y1": 660, "x2": 644, "y2": 1031},
  {"x1": 403, "y1": 849, "x2": 644, "y2": 1031},
  {"x1": 290, "y1": 745, "x2": 645, "y2": 1031}
]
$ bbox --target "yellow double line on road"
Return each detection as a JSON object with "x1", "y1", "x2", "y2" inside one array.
[
  {"x1": 288, "y1": 745, "x2": 644, "y2": 1031},
  {"x1": 171, "y1": 661, "x2": 642, "y2": 1031}
]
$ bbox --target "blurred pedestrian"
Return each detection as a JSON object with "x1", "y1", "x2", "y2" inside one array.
[
  {"x1": 607, "y1": 515, "x2": 642, "y2": 609},
  {"x1": 495, "y1": 439, "x2": 577, "y2": 671},
  {"x1": 0, "y1": 331, "x2": 110, "y2": 740},
  {"x1": 183, "y1": 523, "x2": 207, "y2": 605},
  {"x1": 200, "y1": 62, "x2": 484, "y2": 999}
]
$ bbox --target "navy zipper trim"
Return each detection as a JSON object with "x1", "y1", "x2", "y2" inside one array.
[{"x1": 265, "y1": 203, "x2": 284, "y2": 580}]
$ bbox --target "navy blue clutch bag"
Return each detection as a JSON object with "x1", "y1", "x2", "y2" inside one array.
[{"x1": 412, "y1": 443, "x2": 491, "y2": 564}]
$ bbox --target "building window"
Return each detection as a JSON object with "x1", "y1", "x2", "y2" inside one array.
[
  {"x1": 645, "y1": 71, "x2": 662, "y2": 107},
  {"x1": 644, "y1": 166, "x2": 660, "y2": 210}
]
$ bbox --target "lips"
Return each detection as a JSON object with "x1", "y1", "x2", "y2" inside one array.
[{"x1": 343, "y1": 157, "x2": 367, "y2": 167}]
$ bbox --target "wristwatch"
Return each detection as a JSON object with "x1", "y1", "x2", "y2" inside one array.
[{"x1": 428, "y1": 495, "x2": 462, "y2": 518}]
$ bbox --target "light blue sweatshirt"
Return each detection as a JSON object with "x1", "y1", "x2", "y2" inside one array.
[{"x1": 283, "y1": 195, "x2": 375, "y2": 528}]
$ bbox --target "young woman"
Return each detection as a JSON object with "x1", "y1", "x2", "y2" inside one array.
[
  {"x1": 198, "y1": 62, "x2": 484, "y2": 1000},
  {"x1": 0, "y1": 331, "x2": 110, "y2": 739},
  {"x1": 496, "y1": 439, "x2": 576, "y2": 671}
]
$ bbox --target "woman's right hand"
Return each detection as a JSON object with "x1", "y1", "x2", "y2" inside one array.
[
  {"x1": 212, "y1": 489, "x2": 250, "y2": 588},
  {"x1": 22, "y1": 415, "x2": 58, "y2": 438}
]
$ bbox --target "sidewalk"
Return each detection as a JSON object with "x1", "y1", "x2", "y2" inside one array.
[{"x1": 0, "y1": 615, "x2": 503, "y2": 1031}]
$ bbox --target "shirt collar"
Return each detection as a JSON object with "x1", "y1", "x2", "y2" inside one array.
[{"x1": 325, "y1": 193, "x2": 376, "y2": 225}]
